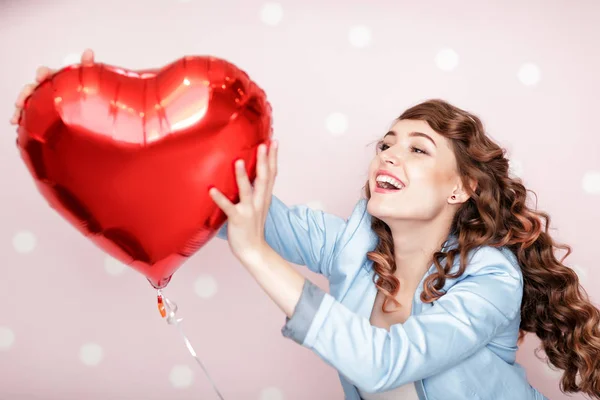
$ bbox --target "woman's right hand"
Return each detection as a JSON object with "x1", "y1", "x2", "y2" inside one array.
[{"x1": 10, "y1": 49, "x2": 96, "y2": 125}]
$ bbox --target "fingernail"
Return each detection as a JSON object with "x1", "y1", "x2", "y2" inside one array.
[{"x1": 236, "y1": 159, "x2": 245, "y2": 168}]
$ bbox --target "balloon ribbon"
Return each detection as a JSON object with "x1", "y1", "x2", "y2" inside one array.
[{"x1": 157, "y1": 290, "x2": 225, "y2": 399}]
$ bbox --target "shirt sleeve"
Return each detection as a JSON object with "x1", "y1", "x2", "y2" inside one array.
[
  {"x1": 216, "y1": 195, "x2": 347, "y2": 277},
  {"x1": 281, "y1": 249, "x2": 523, "y2": 393}
]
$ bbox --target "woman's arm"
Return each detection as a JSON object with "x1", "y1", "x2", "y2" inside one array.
[
  {"x1": 234, "y1": 241, "x2": 522, "y2": 393},
  {"x1": 280, "y1": 247, "x2": 523, "y2": 393},
  {"x1": 216, "y1": 196, "x2": 346, "y2": 278}
]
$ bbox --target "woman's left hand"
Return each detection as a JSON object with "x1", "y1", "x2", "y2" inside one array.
[{"x1": 209, "y1": 141, "x2": 278, "y2": 265}]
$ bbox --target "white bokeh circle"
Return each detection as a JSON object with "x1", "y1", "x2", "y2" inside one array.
[
  {"x1": 0, "y1": 327, "x2": 15, "y2": 351},
  {"x1": 518, "y1": 63, "x2": 541, "y2": 86},
  {"x1": 572, "y1": 265, "x2": 588, "y2": 284},
  {"x1": 435, "y1": 48, "x2": 459, "y2": 71},
  {"x1": 62, "y1": 52, "x2": 82, "y2": 67},
  {"x1": 348, "y1": 25, "x2": 372, "y2": 48},
  {"x1": 194, "y1": 275, "x2": 218, "y2": 299},
  {"x1": 13, "y1": 230, "x2": 37, "y2": 254},
  {"x1": 169, "y1": 365, "x2": 194, "y2": 389},
  {"x1": 79, "y1": 343, "x2": 104, "y2": 366},
  {"x1": 259, "y1": 386, "x2": 285, "y2": 400},
  {"x1": 325, "y1": 113, "x2": 349, "y2": 136},
  {"x1": 509, "y1": 159, "x2": 524, "y2": 178},
  {"x1": 104, "y1": 256, "x2": 126, "y2": 276},
  {"x1": 582, "y1": 171, "x2": 600, "y2": 194},
  {"x1": 260, "y1": 3, "x2": 283, "y2": 26},
  {"x1": 306, "y1": 201, "x2": 325, "y2": 211}
]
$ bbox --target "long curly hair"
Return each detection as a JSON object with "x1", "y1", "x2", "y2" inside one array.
[{"x1": 364, "y1": 99, "x2": 600, "y2": 397}]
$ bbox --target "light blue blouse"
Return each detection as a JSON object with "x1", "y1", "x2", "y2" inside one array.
[{"x1": 218, "y1": 196, "x2": 549, "y2": 399}]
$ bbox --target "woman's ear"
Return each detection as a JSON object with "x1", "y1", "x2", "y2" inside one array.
[{"x1": 448, "y1": 178, "x2": 476, "y2": 204}]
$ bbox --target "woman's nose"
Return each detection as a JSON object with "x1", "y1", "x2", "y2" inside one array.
[{"x1": 380, "y1": 150, "x2": 399, "y2": 165}]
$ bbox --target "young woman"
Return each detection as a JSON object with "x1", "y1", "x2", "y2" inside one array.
[{"x1": 13, "y1": 51, "x2": 600, "y2": 400}]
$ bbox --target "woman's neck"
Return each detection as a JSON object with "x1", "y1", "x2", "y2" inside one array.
[{"x1": 388, "y1": 218, "x2": 453, "y2": 285}]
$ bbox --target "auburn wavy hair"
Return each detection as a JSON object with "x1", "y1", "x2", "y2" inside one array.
[{"x1": 364, "y1": 99, "x2": 600, "y2": 397}]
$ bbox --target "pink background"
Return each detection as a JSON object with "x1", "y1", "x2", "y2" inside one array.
[{"x1": 1, "y1": 0, "x2": 599, "y2": 399}]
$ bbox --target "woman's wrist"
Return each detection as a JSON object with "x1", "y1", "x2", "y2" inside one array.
[{"x1": 237, "y1": 241, "x2": 273, "y2": 269}]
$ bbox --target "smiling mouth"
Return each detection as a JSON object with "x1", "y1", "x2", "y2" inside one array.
[{"x1": 375, "y1": 175, "x2": 404, "y2": 191}]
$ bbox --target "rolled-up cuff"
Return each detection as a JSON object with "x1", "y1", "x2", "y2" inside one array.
[{"x1": 281, "y1": 280, "x2": 326, "y2": 345}]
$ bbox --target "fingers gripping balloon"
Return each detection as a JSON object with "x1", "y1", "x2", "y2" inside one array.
[{"x1": 16, "y1": 56, "x2": 273, "y2": 289}]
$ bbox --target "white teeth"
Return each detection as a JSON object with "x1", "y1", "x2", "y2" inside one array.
[{"x1": 376, "y1": 175, "x2": 404, "y2": 189}]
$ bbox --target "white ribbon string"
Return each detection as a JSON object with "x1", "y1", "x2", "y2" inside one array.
[{"x1": 157, "y1": 289, "x2": 225, "y2": 400}]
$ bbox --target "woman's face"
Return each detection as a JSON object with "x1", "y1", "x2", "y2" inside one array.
[{"x1": 367, "y1": 119, "x2": 465, "y2": 224}]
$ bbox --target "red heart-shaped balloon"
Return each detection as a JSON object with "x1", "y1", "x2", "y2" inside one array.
[{"x1": 17, "y1": 56, "x2": 272, "y2": 288}]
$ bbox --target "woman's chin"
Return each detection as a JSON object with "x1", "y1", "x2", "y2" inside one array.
[{"x1": 367, "y1": 197, "x2": 396, "y2": 220}]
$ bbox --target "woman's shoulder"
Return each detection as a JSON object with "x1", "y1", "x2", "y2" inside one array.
[
  {"x1": 460, "y1": 245, "x2": 523, "y2": 282},
  {"x1": 443, "y1": 245, "x2": 524, "y2": 321},
  {"x1": 442, "y1": 234, "x2": 522, "y2": 279}
]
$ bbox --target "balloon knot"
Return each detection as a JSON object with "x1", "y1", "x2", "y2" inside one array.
[{"x1": 157, "y1": 292, "x2": 167, "y2": 318}]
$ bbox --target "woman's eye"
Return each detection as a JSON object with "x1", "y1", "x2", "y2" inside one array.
[
  {"x1": 411, "y1": 146, "x2": 428, "y2": 155},
  {"x1": 377, "y1": 142, "x2": 390, "y2": 151}
]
